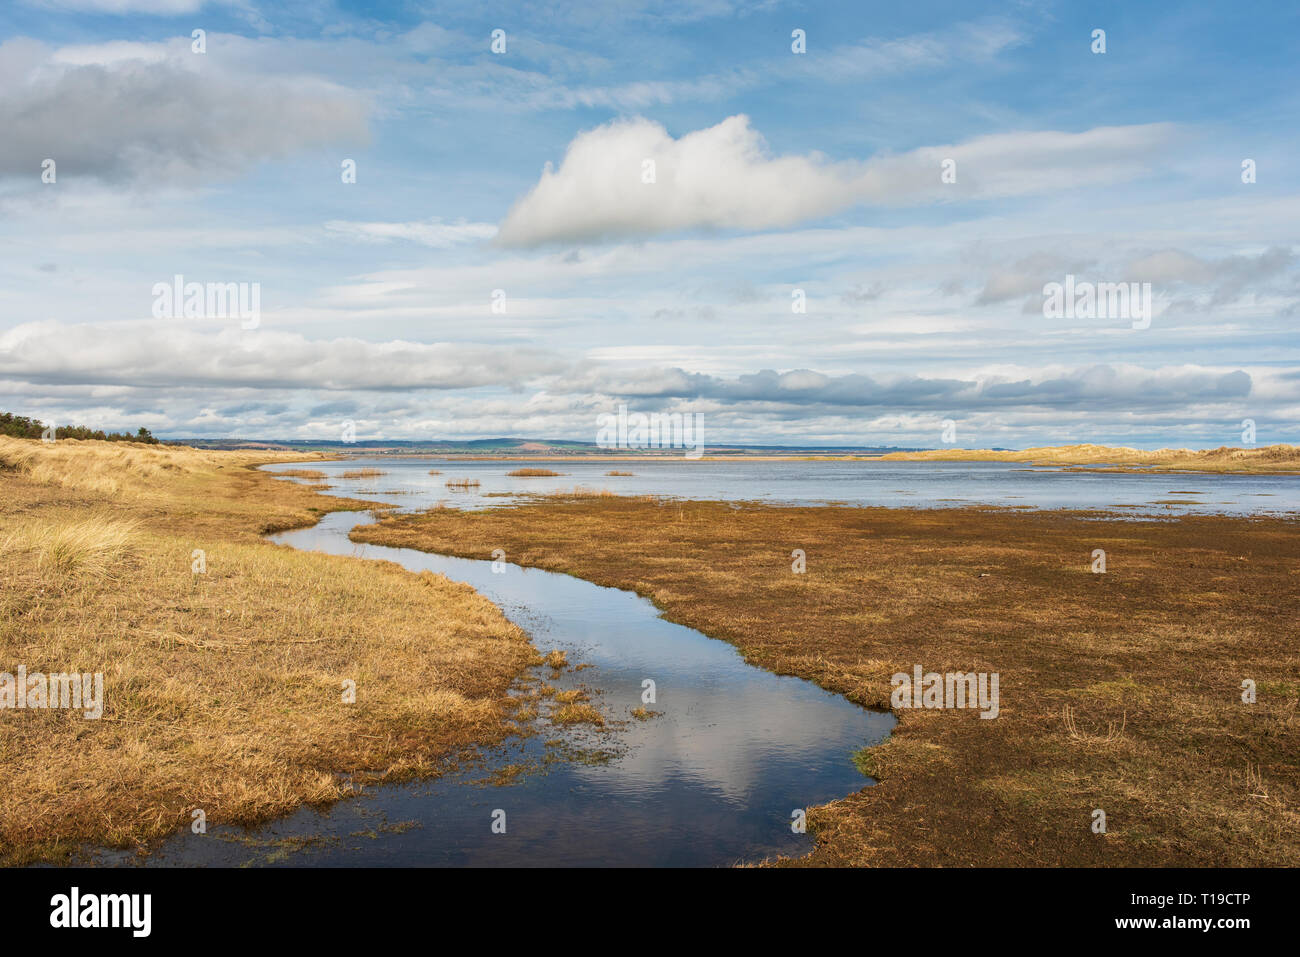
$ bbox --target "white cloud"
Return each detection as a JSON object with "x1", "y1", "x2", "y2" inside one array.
[
  {"x1": 496, "y1": 115, "x2": 1177, "y2": 246},
  {"x1": 27, "y1": 0, "x2": 203, "y2": 13},
  {"x1": 0, "y1": 37, "x2": 369, "y2": 183},
  {"x1": 0, "y1": 321, "x2": 566, "y2": 390},
  {"x1": 324, "y1": 218, "x2": 497, "y2": 248},
  {"x1": 565, "y1": 363, "x2": 1256, "y2": 412}
]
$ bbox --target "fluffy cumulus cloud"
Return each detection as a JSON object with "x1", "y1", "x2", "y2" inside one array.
[
  {"x1": 0, "y1": 37, "x2": 369, "y2": 183},
  {"x1": 495, "y1": 115, "x2": 1176, "y2": 246}
]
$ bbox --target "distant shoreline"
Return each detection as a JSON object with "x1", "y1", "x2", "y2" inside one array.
[{"x1": 252, "y1": 443, "x2": 1300, "y2": 474}]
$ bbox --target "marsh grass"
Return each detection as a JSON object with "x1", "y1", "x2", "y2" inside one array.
[
  {"x1": 2, "y1": 514, "x2": 138, "y2": 577},
  {"x1": 355, "y1": 496, "x2": 1300, "y2": 867},
  {"x1": 506, "y1": 468, "x2": 563, "y2": 477},
  {"x1": 551, "y1": 703, "x2": 604, "y2": 726},
  {"x1": 0, "y1": 437, "x2": 534, "y2": 864}
]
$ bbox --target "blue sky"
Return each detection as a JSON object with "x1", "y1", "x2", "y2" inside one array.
[{"x1": 1, "y1": 0, "x2": 1296, "y2": 447}]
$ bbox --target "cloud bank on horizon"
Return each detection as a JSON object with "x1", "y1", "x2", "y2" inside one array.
[{"x1": 0, "y1": 0, "x2": 1296, "y2": 449}]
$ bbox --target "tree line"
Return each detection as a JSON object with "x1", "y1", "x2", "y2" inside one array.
[{"x1": 0, "y1": 411, "x2": 159, "y2": 444}]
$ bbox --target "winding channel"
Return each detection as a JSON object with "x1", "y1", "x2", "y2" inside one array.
[{"x1": 100, "y1": 504, "x2": 893, "y2": 867}]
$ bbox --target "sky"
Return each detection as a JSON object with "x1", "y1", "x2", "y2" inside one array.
[{"x1": 1, "y1": 0, "x2": 1297, "y2": 448}]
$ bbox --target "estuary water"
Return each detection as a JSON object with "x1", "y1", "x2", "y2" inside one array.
[
  {"x1": 264, "y1": 456, "x2": 1300, "y2": 516},
  {"x1": 95, "y1": 455, "x2": 1293, "y2": 866}
]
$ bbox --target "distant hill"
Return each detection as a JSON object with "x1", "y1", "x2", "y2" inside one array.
[{"x1": 172, "y1": 436, "x2": 930, "y2": 456}]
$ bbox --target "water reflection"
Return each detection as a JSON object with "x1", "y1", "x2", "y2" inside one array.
[{"x1": 96, "y1": 510, "x2": 891, "y2": 867}]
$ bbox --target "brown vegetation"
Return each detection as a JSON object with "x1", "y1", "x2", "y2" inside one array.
[
  {"x1": 354, "y1": 495, "x2": 1300, "y2": 866},
  {"x1": 0, "y1": 437, "x2": 534, "y2": 864}
]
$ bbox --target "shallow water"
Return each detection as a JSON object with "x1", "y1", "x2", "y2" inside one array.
[
  {"x1": 95, "y1": 456, "x2": 1291, "y2": 866},
  {"x1": 266, "y1": 457, "x2": 1300, "y2": 516},
  {"x1": 95, "y1": 509, "x2": 891, "y2": 867}
]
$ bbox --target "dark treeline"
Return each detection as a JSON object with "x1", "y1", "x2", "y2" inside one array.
[{"x1": 1, "y1": 411, "x2": 159, "y2": 444}]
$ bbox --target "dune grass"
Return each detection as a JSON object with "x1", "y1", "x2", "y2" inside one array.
[
  {"x1": 355, "y1": 495, "x2": 1300, "y2": 867},
  {"x1": 1, "y1": 513, "x2": 139, "y2": 577},
  {"x1": 0, "y1": 437, "x2": 536, "y2": 864},
  {"x1": 876, "y1": 443, "x2": 1300, "y2": 473}
]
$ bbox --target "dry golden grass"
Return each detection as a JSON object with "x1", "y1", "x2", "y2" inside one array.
[
  {"x1": 355, "y1": 496, "x2": 1300, "y2": 867},
  {"x1": 445, "y1": 478, "x2": 481, "y2": 488},
  {"x1": 1, "y1": 513, "x2": 139, "y2": 577},
  {"x1": 551, "y1": 703, "x2": 604, "y2": 726},
  {"x1": 339, "y1": 468, "x2": 386, "y2": 479},
  {"x1": 506, "y1": 468, "x2": 563, "y2": 477},
  {"x1": 876, "y1": 443, "x2": 1300, "y2": 473},
  {"x1": 544, "y1": 486, "x2": 618, "y2": 498},
  {"x1": 0, "y1": 437, "x2": 535, "y2": 864},
  {"x1": 0, "y1": 437, "x2": 251, "y2": 498}
]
